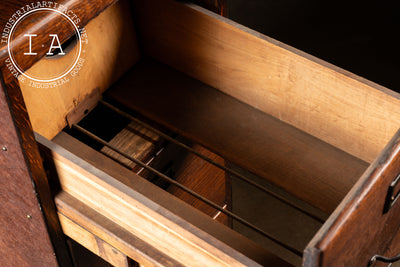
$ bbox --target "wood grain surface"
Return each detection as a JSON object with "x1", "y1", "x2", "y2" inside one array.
[
  {"x1": 305, "y1": 129, "x2": 400, "y2": 266},
  {"x1": 132, "y1": 0, "x2": 400, "y2": 164},
  {"x1": 101, "y1": 120, "x2": 229, "y2": 223},
  {"x1": 60, "y1": 214, "x2": 131, "y2": 267},
  {"x1": 56, "y1": 192, "x2": 180, "y2": 267},
  {"x1": 101, "y1": 121, "x2": 161, "y2": 170},
  {"x1": 373, "y1": 227, "x2": 400, "y2": 267},
  {"x1": 107, "y1": 58, "x2": 368, "y2": 213},
  {"x1": 0, "y1": 0, "x2": 119, "y2": 70},
  {"x1": 0, "y1": 72, "x2": 69, "y2": 266},
  {"x1": 48, "y1": 131, "x2": 292, "y2": 266},
  {"x1": 0, "y1": 0, "x2": 133, "y2": 264},
  {"x1": 168, "y1": 144, "x2": 229, "y2": 225},
  {"x1": 18, "y1": 0, "x2": 140, "y2": 139}
]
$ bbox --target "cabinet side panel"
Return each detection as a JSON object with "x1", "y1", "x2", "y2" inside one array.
[{"x1": 0, "y1": 73, "x2": 70, "y2": 265}]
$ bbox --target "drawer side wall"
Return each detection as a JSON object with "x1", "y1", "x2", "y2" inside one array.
[{"x1": 132, "y1": 0, "x2": 400, "y2": 163}]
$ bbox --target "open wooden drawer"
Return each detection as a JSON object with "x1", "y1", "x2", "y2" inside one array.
[{"x1": 6, "y1": 0, "x2": 400, "y2": 266}]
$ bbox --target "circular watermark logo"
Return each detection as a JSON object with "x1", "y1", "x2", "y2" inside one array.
[{"x1": 2, "y1": 2, "x2": 88, "y2": 88}]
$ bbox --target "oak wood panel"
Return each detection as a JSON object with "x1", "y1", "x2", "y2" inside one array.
[
  {"x1": 56, "y1": 192, "x2": 179, "y2": 267},
  {"x1": 305, "y1": 129, "x2": 400, "y2": 266},
  {"x1": 0, "y1": 72, "x2": 69, "y2": 265},
  {"x1": 106, "y1": 58, "x2": 368, "y2": 213},
  {"x1": 18, "y1": 0, "x2": 140, "y2": 139},
  {"x1": 132, "y1": 0, "x2": 400, "y2": 163},
  {"x1": 49, "y1": 131, "x2": 292, "y2": 267}
]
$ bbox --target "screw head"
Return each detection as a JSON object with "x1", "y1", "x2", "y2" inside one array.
[
  {"x1": 26, "y1": 214, "x2": 32, "y2": 219},
  {"x1": 2, "y1": 146, "x2": 7, "y2": 151}
]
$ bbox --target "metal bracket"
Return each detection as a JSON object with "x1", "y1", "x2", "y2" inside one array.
[{"x1": 383, "y1": 173, "x2": 400, "y2": 214}]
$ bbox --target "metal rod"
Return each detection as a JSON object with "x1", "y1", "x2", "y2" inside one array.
[
  {"x1": 72, "y1": 123, "x2": 303, "y2": 257},
  {"x1": 213, "y1": 204, "x2": 227, "y2": 220},
  {"x1": 99, "y1": 100, "x2": 325, "y2": 223}
]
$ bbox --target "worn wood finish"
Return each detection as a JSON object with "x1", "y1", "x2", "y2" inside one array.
[
  {"x1": 56, "y1": 192, "x2": 180, "y2": 267},
  {"x1": 168, "y1": 144, "x2": 229, "y2": 225},
  {"x1": 0, "y1": 72, "x2": 71, "y2": 265},
  {"x1": 132, "y1": 0, "x2": 400, "y2": 163},
  {"x1": 305, "y1": 129, "x2": 400, "y2": 266},
  {"x1": 48, "y1": 131, "x2": 293, "y2": 267},
  {"x1": 19, "y1": 0, "x2": 140, "y2": 139},
  {"x1": 107, "y1": 58, "x2": 368, "y2": 213}
]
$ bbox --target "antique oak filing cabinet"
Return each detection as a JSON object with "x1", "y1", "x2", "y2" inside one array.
[{"x1": 1, "y1": 0, "x2": 400, "y2": 266}]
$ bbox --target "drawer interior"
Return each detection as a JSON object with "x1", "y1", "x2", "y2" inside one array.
[
  {"x1": 20, "y1": 0, "x2": 400, "y2": 266},
  {"x1": 53, "y1": 55, "x2": 367, "y2": 265}
]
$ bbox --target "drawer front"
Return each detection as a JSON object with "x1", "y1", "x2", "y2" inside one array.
[
  {"x1": 367, "y1": 227, "x2": 400, "y2": 267},
  {"x1": 305, "y1": 129, "x2": 400, "y2": 266},
  {"x1": 37, "y1": 132, "x2": 292, "y2": 267}
]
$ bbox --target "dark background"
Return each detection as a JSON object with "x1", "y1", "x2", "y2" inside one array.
[{"x1": 226, "y1": 0, "x2": 400, "y2": 92}]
